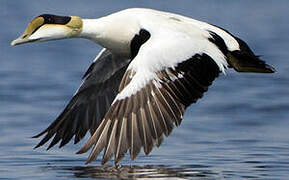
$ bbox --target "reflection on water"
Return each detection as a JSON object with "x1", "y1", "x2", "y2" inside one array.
[{"x1": 45, "y1": 164, "x2": 218, "y2": 179}]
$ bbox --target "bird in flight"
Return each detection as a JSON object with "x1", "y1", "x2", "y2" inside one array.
[{"x1": 11, "y1": 8, "x2": 275, "y2": 165}]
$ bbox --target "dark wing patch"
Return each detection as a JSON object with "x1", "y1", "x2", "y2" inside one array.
[
  {"x1": 77, "y1": 53, "x2": 220, "y2": 165},
  {"x1": 208, "y1": 31, "x2": 228, "y2": 55},
  {"x1": 33, "y1": 49, "x2": 131, "y2": 149},
  {"x1": 130, "y1": 29, "x2": 151, "y2": 59}
]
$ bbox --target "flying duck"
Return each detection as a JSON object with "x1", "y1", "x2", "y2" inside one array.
[{"x1": 11, "y1": 8, "x2": 275, "y2": 165}]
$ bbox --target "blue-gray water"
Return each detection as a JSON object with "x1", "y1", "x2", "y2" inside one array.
[{"x1": 1, "y1": 1, "x2": 289, "y2": 179}]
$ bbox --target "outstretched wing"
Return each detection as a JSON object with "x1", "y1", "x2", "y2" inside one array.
[
  {"x1": 77, "y1": 27, "x2": 228, "y2": 164},
  {"x1": 33, "y1": 48, "x2": 131, "y2": 149}
]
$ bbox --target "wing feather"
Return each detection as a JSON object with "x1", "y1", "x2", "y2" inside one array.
[
  {"x1": 146, "y1": 91, "x2": 163, "y2": 146},
  {"x1": 78, "y1": 51, "x2": 221, "y2": 164},
  {"x1": 115, "y1": 117, "x2": 128, "y2": 163},
  {"x1": 102, "y1": 119, "x2": 118, "y2": 164},
  {"x1": 77, "y1": 29, "x2": 223, "y2": 165},
  {"x1": 33, "y1": 49, "x2": 131, "y2": 149},
  {"x1": 130, "y1": 111, "x2": 142, "y2": 160},
  {"x1": 86, "y1": 120, "x2": 111, "y2": 164}
]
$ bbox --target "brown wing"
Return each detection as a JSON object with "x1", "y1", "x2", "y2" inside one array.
[
  {"x1": 33, "y1": 49, "x2": 131, "y2": 149},
  {"x1": 77, "y1": 53, "x2": 220, "y2": 165}
]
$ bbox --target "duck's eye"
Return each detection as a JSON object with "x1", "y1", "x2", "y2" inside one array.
[{"x1": 47, "y1": 17, "x2": 52, "y2": 23}]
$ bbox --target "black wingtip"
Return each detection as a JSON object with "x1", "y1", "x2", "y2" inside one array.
[
  {"x1": 59, "y1": 141, "x2": 67, "y2": 149},
  {"x1": 31, "y1": 131, "x2": 45, "y2": 138},
  {"x1": 31, "y1": 135, "x2": 39, "y2": 139},
  {"x1": 33, "y1": 136, "x2": 48, "y2": 149},
  {"x1": 46, "y1": 142, "x2": 55, "y2": 150},
  {"x1": 33, "y1": 143, "x2": 42, "y2": 149}
]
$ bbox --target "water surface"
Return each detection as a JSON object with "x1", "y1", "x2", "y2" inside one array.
[{"x1": 1, "y1": 1, "x2": 289, "y2": 179}]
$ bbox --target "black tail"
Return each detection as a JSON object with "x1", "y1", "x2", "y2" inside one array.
[{"x1": 227, "y1": 37, "x2": 275, "y2": 73}]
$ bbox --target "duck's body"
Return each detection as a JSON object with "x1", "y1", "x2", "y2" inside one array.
[
  {"x1": 12, "y1": 8, "x2": 275, "y2": 165},
  {"x1": 80, "y1": 8, "x2": 239, "y2": 57}
]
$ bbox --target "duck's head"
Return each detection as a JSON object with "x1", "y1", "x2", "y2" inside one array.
[{"x1": 11, "y1": 14, "x2": 83, "y2": 46}]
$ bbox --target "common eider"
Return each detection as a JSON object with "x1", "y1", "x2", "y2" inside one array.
[{"x1": 11, "y1": 8, "x2": 275, "y2": 165}]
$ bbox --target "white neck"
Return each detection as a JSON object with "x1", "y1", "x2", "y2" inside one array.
[
  {"x1": 80, "y1": 18, "x2": 106, "y2": 42},
  {"x1": 79, "y1": 18, "x2": 135, "y2": 56}
]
